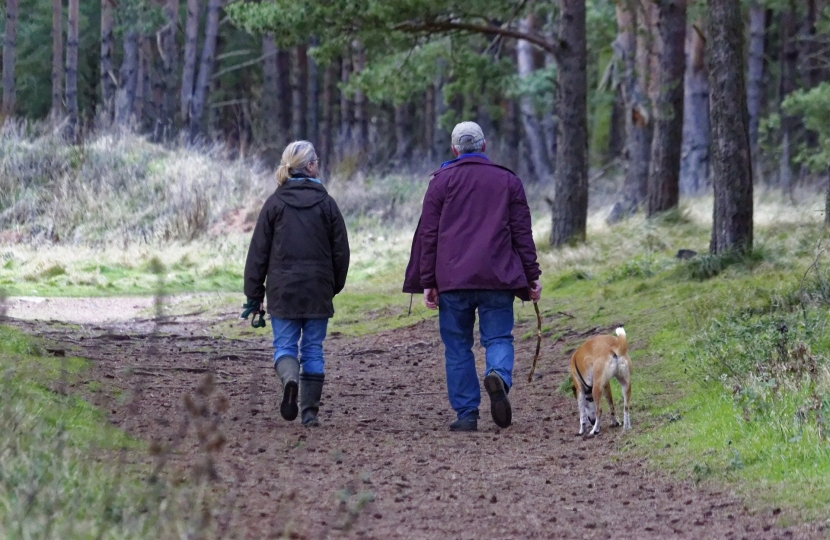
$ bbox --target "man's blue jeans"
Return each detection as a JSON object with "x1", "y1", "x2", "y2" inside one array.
[
  {"x1": 438, "y1": 290, "x2": 515, "y2": 420},
  {"x1": 271, "y1": 318, "x2": 329, "y2": 374}
]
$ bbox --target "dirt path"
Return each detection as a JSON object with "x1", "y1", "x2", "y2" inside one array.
[{"x1": 7, "y1": 308, "x2": 826, "y2": 540}]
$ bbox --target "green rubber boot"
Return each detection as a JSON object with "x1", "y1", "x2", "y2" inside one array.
[
  {"x1": 300, "y1": 373, "x2": 325, "y2": 427},
  {"x1": 274, "y1": 356, "x2": 300, "y2": 421}
]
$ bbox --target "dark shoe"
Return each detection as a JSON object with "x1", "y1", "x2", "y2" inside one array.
[
  {"x1": 275, "y1": 356, "x2": 300, "y2": 421},
  {"x1": 449, "y1": 411, "x2": 478, "y2": 432},
  {"x1": 484, "y1": 372, "x2": 512, "y2": 428},
  {"x1": 300, "y1": 373, "x2": 325, "y2": 427}
]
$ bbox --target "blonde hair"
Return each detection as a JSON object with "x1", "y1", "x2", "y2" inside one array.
[{"x1": 276, "y1": 140, "x2": 318, "y2": 186}]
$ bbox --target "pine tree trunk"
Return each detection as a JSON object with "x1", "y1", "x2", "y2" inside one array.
[
  {"x1": 609, "y1": 86, "x2": 625, "y2": 159},
  {"x1": 424, "y1": 84, "x2": 435, "y2": 160},
  {"x1": 517, "y1": 16, "x2": 552, "y2": 183},
  {"x1": 307, "y1": 43, "x2": 319, "y2": 146},
  {"x1": 352, "y1": 41, "x2": 368, "y2": 151},
  {"x1": 433, "y1": 67, "x2": 450, "y2": 159},
  {"x1": 607, "y1": 0, "x2": 651, "y2": 223},
  {"x1": 189, "y1": 0, "x2": 221, "y2": 139},
  {"x1": 100, "y1": 0, "x2": 116, "y2": 123},
  {"x1": 181, "y1": 0, "x2": 200, "y2": 122},
  {"x1": 707, "y1": 0, "x2": 753, "y2": 254},
  {"x1": 339, "y1": 50, "x2": 352, "y2": 148},
  {"x1": 800, "y1": 0, "x2": 820, "y2": 153},
  {"x1": 550, "y1": 0, "x2": 588, "y2": 247},
  {"x1": 778, "y1": 3, "x2": 798, "y2": 196},
  {"x1": 2, "y1": 0, "x2": 19, "y2": 117},
  {"x1": 647, "y1": 0, "x2": 686, "y2": 217},
  {"x1": 746, "y1": 0, "x2": 765, "y2": 162},
  {"x1": 261, "y1": 34, "x2": 281, "y2": 154},
  {"x1": 114, "y1": 31, "x2": 139, "y2": 126},
  {"x1": 157, "y1": 0, "x2": 179, "y2": 138},
  {"x1": 679, "y1": 22, "x2": 709, "y2": 195},
  {"x1": 51, "y1": 0, "x2": 63, "y2": 119},
  {"x1": 291, "y1": 45, "x2": 308, "y2": 140},
  {"x1": 66, "y1": 0, "x2": 80, "y2": 139},
  {"x1": 394, "y1": 103, "x2": 410, "y2": 162},
  {"x1": 320, "y1": 61, "x2": 335, "y2": 172},
  {"x1": 134, "y1": 36, "x2": 151, "y2": 125},
  {"x1": 277, "y1": 49, "x2": 291, "y2": 136}
]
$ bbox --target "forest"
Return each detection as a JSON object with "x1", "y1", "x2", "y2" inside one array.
[
  {"x1": 1, "y1": 1, "x2": 828, "y2": 243},
  {"x1": 3, "y1": 1, "x2": 830, "y2": 538}
]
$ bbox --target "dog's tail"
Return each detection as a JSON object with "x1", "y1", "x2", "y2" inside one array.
[{"x1": 614, "y1": 327, "x2": 628, "y2": 356}]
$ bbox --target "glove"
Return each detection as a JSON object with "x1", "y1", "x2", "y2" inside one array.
[{"x1": 241, "y1": 297, "x2": 267, "y2": 328}]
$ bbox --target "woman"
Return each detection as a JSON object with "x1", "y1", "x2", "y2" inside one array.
[{"x1": 243, "y1": 141, "x2": 350, "y2": 427}]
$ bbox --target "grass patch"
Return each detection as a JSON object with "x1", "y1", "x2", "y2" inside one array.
[{"x1": 0, "y1": 326, "x2": 226, "y2": 537}]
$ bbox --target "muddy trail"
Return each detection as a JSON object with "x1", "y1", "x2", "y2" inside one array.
[{"x1": 8, "y1": 309, "x2": 826, "y2": 540}]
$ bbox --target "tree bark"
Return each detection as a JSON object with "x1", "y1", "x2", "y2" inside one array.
[
  {"x1": 157, "y1": 0, "x2": 180, "y2": 138},
  {"x1": 707, "y1": 0, "x2": 753, "y2": 254},
  {"x1": 261, "y1": 34, "x2": 281, "y2": 153},
  {"x1": 746, "y1": 0, "x2": 765, "y2": 164},
  {"x1": 189, "y1": 0, "x2": 221, "y2": 139},
  {"x1": 66, "y1": 0, "x2": 80, "y2": 139},
  {"x1": 517, "y1": 16, "x2": 552, "y2": 183},
  {"x1": 607, "y1": 0, "x2": 652, "y2": 223},
  {"x1": 609, "y1": 86, "x2": 625, "y2": 159},
  {"x1": 778, "y1": 3, "x2": 798, "y2": 196},
  {"x1": 115, "y1": 31, "x2": 140, "y2": 126},
  {"x1": 291, "y1": 45, "x2": 308, "y2": 140},
  {"x1": 2, "y1": 0, "x2": 19, "y2": 117},
  {"x1": 339, "y1": 50, "x2": 352, "y2": 148},
  {"x1": 181, "y1": 0, "x2": 200, "y2": 122},
  {"x1": 647, "y1": 0, "x2": 686, "y2": 217},
  {"x1": 134, "y1": 36, "x2": 152, "y2": 125},
  {"x1": 550, "y1": 0, "x2": 588, "y2": 247},
  {"x1": 277, "y1": 49, "x2": 292, "y2": 136},
  {"x1": 394, "y1": 103, "x2": 410, "y2": 162},
  {"x1": 679, "y1": 22, "x2": 709, "y2": 194},
  {"x1": 99, "y1": 0, "x2": 116, "y2": 123},
  {"x1": 424, "y1": 84, "x2": 435, "y2": 160},
  {"x1": 307, "y1": 43, "x2": 319, "y2": 145},
  {"x1": 352, "y1": 41, "x2": 368, "y2": 151},
  {"x1": 51, "y1": 0, "x2": 63, "y2": 119},
  {"x1": 320, "y1": 61, "x2": 335, "y2": 172}
]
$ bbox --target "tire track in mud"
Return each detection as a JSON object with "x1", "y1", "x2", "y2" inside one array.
[{"x1": 8, "y1": 316, "x2": 825, "y2": 540}]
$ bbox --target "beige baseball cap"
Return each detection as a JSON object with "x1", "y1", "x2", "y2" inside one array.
[{"x1": 451, "y1": 121, "x2": 485, "y2": 146}]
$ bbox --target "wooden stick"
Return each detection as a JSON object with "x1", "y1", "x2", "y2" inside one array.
[{"x1": 527, "y1": 303, "x2": 542, "y2": 382}]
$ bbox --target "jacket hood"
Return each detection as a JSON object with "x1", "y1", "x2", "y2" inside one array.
[{"x1": 275, "y1": 180, "x2": 328, "y2": 208}]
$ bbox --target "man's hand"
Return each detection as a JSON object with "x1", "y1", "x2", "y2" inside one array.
[
  {"x1": 529, "y1": 280, "x2": 542, "y2": 303},
  {"x1": 424, "y1": 288, "x2": 439, "y2": 310}
]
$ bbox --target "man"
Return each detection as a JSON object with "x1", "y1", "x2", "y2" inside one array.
[{"x1": 403, "y1": 121, "x2": 542, "y2": 432}]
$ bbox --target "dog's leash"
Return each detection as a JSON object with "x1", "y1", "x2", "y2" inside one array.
[{"x1": 527, "y1": 303, "x2": 542, "y2": 383}]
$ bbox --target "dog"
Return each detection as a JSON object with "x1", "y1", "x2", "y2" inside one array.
[{"x1": 569, "y1": 327, "x2": 632, "y2": 436}]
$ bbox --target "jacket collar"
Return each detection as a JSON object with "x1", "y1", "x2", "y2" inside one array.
[
  {"x1": 431, "y1": 154, "x2": 514, "y2": 177},
  {"x1": 440, "y1": 153, "x2": 490, "y2": 169}
]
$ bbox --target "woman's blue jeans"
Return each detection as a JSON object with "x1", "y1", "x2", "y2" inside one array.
[
  {"x1": 271, "y1": 318, "x2": 329, "y2": 374},
  {"x1": 438, "y1": 290, "x2": 515, "y2": 420}
]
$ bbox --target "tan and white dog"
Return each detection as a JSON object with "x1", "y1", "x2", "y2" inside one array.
[{"x1": 569, "y1": 327, "x2": 632, "y2": 436}]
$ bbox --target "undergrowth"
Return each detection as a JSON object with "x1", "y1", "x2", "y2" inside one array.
[{"x1": 0, "y1": 326, "x2": 236, "y2": 538}]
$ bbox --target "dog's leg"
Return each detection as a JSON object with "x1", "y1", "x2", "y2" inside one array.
[
  {"x1": 603, "y1": 382, "x2": 620, "y2": 427},
  {"x1": 622, "y1": 378, "x2": 632, "y2": 431},
  {"x1": 577, "y1": 391, "x2": 587, "y2": 435},
  {"x1": 589, "y1": 384, "x2": 602, "y2": 436},
  {"x1": 605, "y1": 382, "x2": 620, "y2": 427}
]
